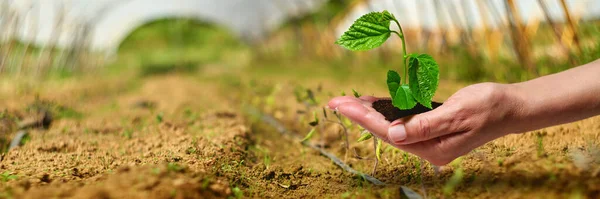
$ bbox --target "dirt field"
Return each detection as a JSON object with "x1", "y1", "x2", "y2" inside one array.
[{"x1": 1, "y1": 73, "x2": 599, "y2": 198}]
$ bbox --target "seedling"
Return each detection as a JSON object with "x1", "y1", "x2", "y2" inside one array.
[
  {"x1": 156, "y1": 113, "x2": 164, "y2": 123},
  {"x1": 167, "y1": 162, "x2": 184, "y2": 172},
  {"x1": 443, "y1": 159, "x2": 465, "y2": 196},
  {"x1": 336, "y1": 10, "x2": 441, "y2": 120},
  {"x1": 0, "y1": 171, "x2": 17, "y2": 182}
]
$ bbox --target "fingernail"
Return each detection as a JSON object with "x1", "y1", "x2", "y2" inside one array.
[{"x1": 388, "y1": 124, "x2": 407, "y2": 142}]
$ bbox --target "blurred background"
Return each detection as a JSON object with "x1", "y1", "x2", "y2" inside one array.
[
  {"x1": 1, "y1": 1, "x2": 600, "y2": 197},
  {"x1": 0, "y1": 0, "x2": 599, "y2": 84}
]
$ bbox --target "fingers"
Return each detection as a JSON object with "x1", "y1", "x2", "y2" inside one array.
[
  {"x1": 388, "y1": 104, "x2": 464, "y2": 145},
  {"x1": 335, "y1": 102, "x2": 391, "y2": 141}
]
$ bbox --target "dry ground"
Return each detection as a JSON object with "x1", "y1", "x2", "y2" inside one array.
[{"x1": 0, "y1": 72, "x2": 599, "y2": 198}]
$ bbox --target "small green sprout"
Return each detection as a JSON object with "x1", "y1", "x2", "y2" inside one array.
[
  {"x1": 336, "y1": 10, "x2": 440, "y2": 110},
  {"x1": 308, "y1": 111, "x2": 319, "y2": 127},
  {"x1": 375, "y1": 139, "x2": 383, "y2": 161},
  {"x1": 0, "y1": 171, "x2": 18, "y2": 182},
  {"x1": 357, "y1": 131, "x2": 373, "y2": 142},
  {"x1": 443, "y1": 158, "x2": 465, "y2": 195},
  {"x1": 301, "y1": 128, "x2": 317, "y2": 143},
  {"x1": 232, "y1": 187, "x2": 243, "y2": 199},
  {"x1": 156, "y1": 113, "x2": 164, "y2": 123},
  {"x1": 352, "y1": 89, "x2": 361, "y2": 98},
  {"x1": 122, "y1": 129, "x2": 133, "y2": 139},
  {"x1": 166, "y1": 163, "x2": 183, "y2": 172}
]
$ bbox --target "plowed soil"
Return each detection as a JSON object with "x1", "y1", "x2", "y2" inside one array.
[{"x1": 1, "y1": 73, "x2": 599, "y2": 199}]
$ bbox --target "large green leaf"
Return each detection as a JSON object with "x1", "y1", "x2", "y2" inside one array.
[
  {"x1": 386, "y1": 70, "x2": 401, "y2": 98},
  {"x1": 392, "y1": 85, "x2": 417, "y2": 110},
  {"x1": 408, "y1": 54, "x2": 439, "y2": 108},
  {"x1": 335, "y1": 11, "x2": 394, "y2": 51}
]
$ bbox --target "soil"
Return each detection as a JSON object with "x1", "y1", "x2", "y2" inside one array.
[
  {"x1": 0, "y1": 73, "x2": 599, "y2": 198},
  {"x1": 372, "y1": 100, "x2": 443, "y2": 121}
]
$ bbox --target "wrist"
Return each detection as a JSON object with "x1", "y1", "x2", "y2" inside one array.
[
  {"x1": 500, "y1": 83, "x2": 530, "y2": 134},
  {"x1": 505, "y1": 83, "x2": 539, "y2": 134}
]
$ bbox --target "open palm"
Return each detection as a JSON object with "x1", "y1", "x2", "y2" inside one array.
[{"x1": 328, "y1": 83, "x2": 521, "y2": 165}]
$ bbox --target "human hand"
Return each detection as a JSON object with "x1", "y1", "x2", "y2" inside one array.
[{"x1": 328, "y1": 83, "x2": 525, "y2": 165}]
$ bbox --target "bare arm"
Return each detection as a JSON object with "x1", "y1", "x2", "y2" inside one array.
[{"x1": 512, "y1": 59, "x2": 600, "y2": 133}]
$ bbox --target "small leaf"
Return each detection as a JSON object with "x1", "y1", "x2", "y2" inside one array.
[
  {"x1": 381, "y1": 10, "x2": 397, "y2": 21},
  {"x1": 301, "y1": 128, "x2": 317, "y2": 142},
  {"x1": 156, "y1": 113, "x2": 164, "y2": 123},
  {"x1": 341, "y1": 91, "x2": 346, "y2": 96},
  {"x1": 392, "y1": 85, "x2": 417, "y2": 110},
  {"x1": 357, "y1": 131, "x2": 373, "y2": 142},
  {"x1": 376, "y1": 139, "x2": 383, "y2": 161},
  {"x1": 408, "y1": 54, "x2": 439, "y2": 109},
  {"x1": 335, "y1": 11, "x2": 394, "y2": 51},
  {"x1": 342, "y1": 117, "x2": 352, "y2": 127},
  {"x1": 306, "y1": 89, "x2": 318, "y2": 105},
  {"x1": 309, "y1": 111, "x2": 319, "y2": 126},
  {"x1": 386, "y1": 70, "x2": 401, "y2": 97},
  {"x1": 352, "y1": 89, "x2": 361, "y2": 98},
  {"x1": 293, "y1": 86, "x2": 304, "y2": 102}
]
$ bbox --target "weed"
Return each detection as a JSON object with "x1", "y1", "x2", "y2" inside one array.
[
  {"x1": 151, "y1": 167, "x2": 161, "y2": 175},
  {"x1": 443, "y1": 158, "x2": 465, "y2": 196},
  {"x1": 0, "y1": 171, "x2": 17, "y2": 182},
  {"x1": 156, "y1": 113, "x2": 164, "y2": 123},
  {"x1": 185, "y1": 147, "x2": 197, "y2": 155},
  {"x1": 262, "y1": 154, "x2": 271, "y2": 169},
  {"x1": 167, "y1": 162, "x2": 184, "y2": 172},
  {"x1": 231, "y1": 187, "x2": 243, "y2": 199},
  {"x1": 536, "y1": 132, "x2": 546, "y2": 157},
  {"x1": 122, "y1": 129, "x2": 133, "y2": 139},
  {"x1": 19, "y1": 133, "x2": 31, "y2": 145},
  {"x1": 341, "y1": 191, "x2": 352, "y2": 198},
  {"x1": 201, "y1": 178, "x2": 211, "y2": 189},
  {"x1": 183, "y1": 108, "x2": 198, "y2": 120}
]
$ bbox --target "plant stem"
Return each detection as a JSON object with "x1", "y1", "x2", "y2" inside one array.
[{"x1": 392, "y1": 19, "x2": 408, "y2": 84}]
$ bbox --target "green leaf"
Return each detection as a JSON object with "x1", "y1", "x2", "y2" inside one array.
[
  {"x1": 386, "y1": 70, "x2": 401, "y2": 98},
  {"x1": 301, "y1": 128, "x2": 317, "y2": 142},
  {"x1": 308, "y1": 111, "x2": 319, "y2": 126},
  {"x1": 376, "y1": 139, "x2": 383, "y2": 161},
  {"x1": 392, "y1": 85, "x2": 417, "y2": 110},
  {"x1": 408, "y1": 54, "x2": 439, "y2": 108},
  {"x1": 381, "y1": 10, "x2": 397, "y2": 21},
  {"x1": 352, "y1": 89, "x2": 361, "y2": 98},
  {"x1": 357, "y1": 131, "x2": 373, "y2": 142},
  {"x1": 335, "y1": 11, "x2": 394, "y2": 51},
  {"x1": 306, "y1": 89, "x2": 318, "y2": 105}
]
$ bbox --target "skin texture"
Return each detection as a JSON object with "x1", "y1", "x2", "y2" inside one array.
[{"x1": 328, "y1": 59, "x2": 600, "y2": 165}]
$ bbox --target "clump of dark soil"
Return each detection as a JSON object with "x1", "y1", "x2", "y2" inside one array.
[{"x1": 372, "y1": 99, "x2": 443, "y2": 121}]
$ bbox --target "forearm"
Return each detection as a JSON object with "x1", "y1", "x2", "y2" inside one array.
[{"x1": 510, "y1": 59, "x2": 600, "y2": 133}]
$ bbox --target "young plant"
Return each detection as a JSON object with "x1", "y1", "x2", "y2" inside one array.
[
  {"x1": 0, "y1": 171, "x2": 17, "y2": 182},
  {"x1": 335, "y1": 10, "x2": 440, "y2": 110}
]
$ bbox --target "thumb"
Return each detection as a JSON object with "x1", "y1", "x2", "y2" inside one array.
[{"x1": 387, "y1": 104, "x2": 463, "y2": 145}]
